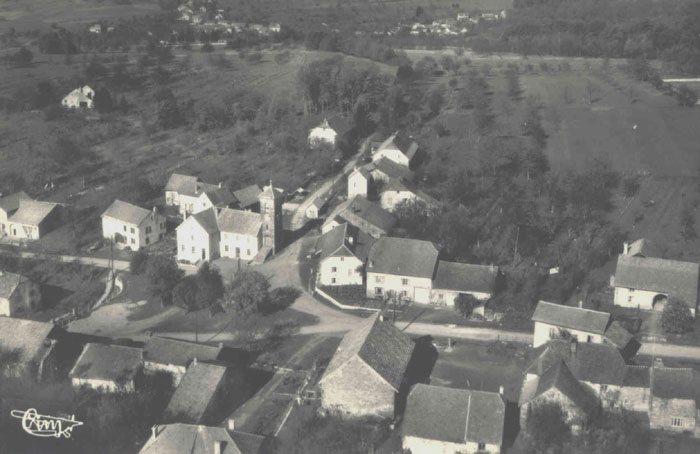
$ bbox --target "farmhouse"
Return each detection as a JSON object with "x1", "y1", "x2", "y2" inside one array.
[
  {"x1": 5, "y1": 199, "x2": 62, "y2": 240},
  {"x1": 308, "y1": 116, "x2": 350, "y2": 148},
  {"x1": 431, "y1": 261, "x2": 498, "y2": 314},
  {"x1": 0, "y1": 271, "x2": 41, "y2": 317},
  {"x1": 138, "y1": 423, "x2": 265, "y2": 454},
  {"x1": 371, "y1": 131, "x2": 418, "y2": 168},
  {"x1": 61, "y1": 86, "x2": 95, "y2": 109},
  {"x1": 366, "y1": 237, "x2": 439, "y2": 303},
  {"x1": 164, "y1": 173, "x2": 236, "y2": 217},
  {"x1": 322, "y1": 196, "x2": 396, "y2": 239},
  {"x1": 218, "y1": 208, "x2": 264, "y2": 261},
  {"x1": 163, "y1": 360, "x2": 230, "y2": 425},
  {"x1": 102, "y1": 200, "x2": 166, "y2": 250},
  {"x1": 315, "y1": 223, "x2": 374, "y2": 286},
  {"x1": 612, "y1": 253, "x2": 699, "y2": 315},
  {"x1": 531, "y1": 301, "x2": 637, "y2": 354},
  {"x1": 378, "y1": 178, "x2": 439, "y2": 212},
  {"x1": 319, "y1": 313, "x2": 414, "y2": 418},
  {"x1": 0, "y1": 317, "x2": 56, "y2": 379},
  {"x1": 69, "y1": 343, "x2": 143, "y2": 393},
  {"x1": 143, "y1": 336, "x2": 223, "y2": 386},
  {"x1": 0, "y1": 191, "x2": 31, "y2": 237},
  {"x1": 402, "y1": 384, "x2": 506, "y2": 454}
]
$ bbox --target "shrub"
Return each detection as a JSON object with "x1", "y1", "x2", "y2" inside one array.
[
  {"x1": 662, "y1": 297, "x2": 693, "y2": 334},
  {"x1": 130, "y1": 249, "x2": 149, "y2": 274}
]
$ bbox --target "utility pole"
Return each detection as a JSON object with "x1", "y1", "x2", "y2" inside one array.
[{"x1": 512, "y1": 225, "x2": 520, "y2": 267}]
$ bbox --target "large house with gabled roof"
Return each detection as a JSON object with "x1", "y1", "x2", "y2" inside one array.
[
  {"x1": 314, "y1": 223, "x2": 374, "y2": 286},
  {"x1": 0, "y1": 191, "x2": 31, "y2": 237},
  {"x1": 102, "y1": 199, "x2": 166, "y2": 250},
  {"x1": 4, "y1": 199, "x2": 62, "y2": 241},
  {"x1": 318, "y1": 313, "x2": 414, "y2": 418},
  {"x1": 164, "y1": 173, "x2": 236, "y2": 218},
  {"x1": 371, "y1": 131, "x2": 419, "y2": 168},
  {"x1": 322, "y1": 195, "x2": 396, "y2": 239}
]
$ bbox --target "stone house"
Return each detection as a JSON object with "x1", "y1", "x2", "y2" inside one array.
[
  {"x1": 69, "y1": 343, "x2": 143, "y2": 393},
  {"x1": 612, "y1": 253, "x2": 699, "y2": 316},
  {"x1": 0, "y1": 317, "x2": 57, "y2": 380},
  {"x1": 142, "y1": 336, "x2": 223, "y2": 386},
  {"x1": 319, "y1": 313, "x2": 414, "y2": 418},
  {"x1": 5, "y1": 200, "x2": 62, "y2": 240},
  {"x1": 0, "y1": 271, "x2": 41, "y2": 317},
  {"x1": 101, "y1": 200, "x2": 167, "y2": 250},
  {"x1": 402, "y1": 384, "x2": 505, "y2": 454},
  {"x1": 322, "y1": 196, "x2": 396, "y2": 239},
  {"x1": 61, "y1": 86, "x2": 94, "y2": 109},
  {"x1": 366, "y1": 237, "x2": 439, "y2": 303},
  {"x1": 164, "y1": 173, "x2": 236, "y2": 218},
  {"x1": 371, "y1": 131, "x2": 418, "y2": 168},
  {"x1": 163, "y1": 360, "x2": 230, "y2": 425},
  {"x1": 0, "y1": 191, "x2": 31, "y2": 237},
  {"x1": 138, "y1": 423, "x2": 265, "y2": 454},
  {"x1": 431, "y1": 261, "x2": 499, "y2": 315},
  {"x1": 531, "y1": 301, "x2": 637, "y2": 353},
  {"x1": 315, "y1": 223, "x2": 374, "y2": 286}
]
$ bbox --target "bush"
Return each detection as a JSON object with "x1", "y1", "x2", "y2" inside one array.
[
  {"x1": 146, "y1": 254, "x2": 184, "y2": 305},
  {"x1": 246, "y1": 52, "x2": 262, "y2": 63},
  {"x1": 130, "y1": 249, "x2": 149, "y2": 274},
  {"x1": 454, "y1": 293, "x2": 479, "y2": 318},
  {"x1": 662, "y1": 297, "x2": 693, "y2": 334},
  {"x1": 259, "y1": 287, "x2": 301, "y2": 314}
]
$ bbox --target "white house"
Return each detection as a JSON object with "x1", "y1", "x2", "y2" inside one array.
[
  {"x1": 101, "y1": 200, "x2": 166, "y2": 250},
  {"x1": 218, "y1": 208, "x2": 263, "y2": 261},
  {"x1": 365, "y1": 157, "x2": 415, "y2": 184},
  {"x1": 430, "y1": 261, "x2": 498, "y2": 315},
  {"x1": 403, "y1": 384, "x2": 505, "y2": 454},
  {"x1": 176, "y1": 208, "x2": 220, "y2": 264},
  {"x1": 379, "y1": 178, "x2": 439, "y2": 212},
  {"x1": 5, "y1": 200, "x2": 62, "y2": 240},
  {"x1": 0, "y1": 191, "x2": 31, "y2": 237},
  {"x1": 70, "y1": 343, "x2": 143, "y2": 393},
  {"x1": 315, "y1": 223, "x2": 374, "y2": 286},
  {"x1": 164, "y1": 173, "x2": 235, "y2": 217},
  {"x1": 348, "y1": 167, "x2": 371, "y2": 199},
  {"x1": 0, "y1": 271, "x2": 41, "y2": 317},
  {"x1": 371, "y1": 131, "x2": 418, "y2": 168},
  {"x1": 62, "y1": 86, "x2": 95, "y2": 109},
  {"x1": 308, "y1": 119, "x2": 338, "y2": 147},
  {"x1": 612, "y1": 253, "x2": 699, "y2": 316}
]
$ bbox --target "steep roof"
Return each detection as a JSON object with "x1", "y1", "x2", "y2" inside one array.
[
  {"x1": 69, "y1": 343, "x2": 142, "y2": 384},
  {"x1": 614, "y1": 255, "x2": 699, "y2": 307},
  {"x1": 652, "y1": 367, "x2": 697, "y2": 401},
  {"x1": 10, "y1": 200, "x2": 59, "y2": 226},
  {"x1": 403, "y1": 384, "x2": 505, "y2": 446},
  {"x1": 0, "y1": 271, "x2": 22, "y2": 299},
  {"x1": 190, "y1": 208, "x2": 220, "y2": 235},
  {"x1": 365, "y1": 157, "x2": 415, "y2": 181},
  {"x1": 529, "y1": 361, "x2": 599, "y2": 414},
  {"x1": 626, "y1": 238, "x2": 662, "y2": 258},
  {"x1": 311, "y1": 115, "x2": 350, "y2": 135},
  {"x1": 532, "y1": 301, "x2": 611, "y2": 335},
  {"x1": 199, "y1": 184, "x2": 236, "y2": 208},
  {"x1": 138, "y1": 424, "x2": 244, "y2": 454},
  {"x1": 603, "y1": 321, "x2": 635, "y2": 349},
  {"x1": 623, "y1": 365, "x2": 650, "y2": 388},
  {"x1": 323, "y1": 196, "x2": 396, "y2": 237},
  {"x1": 217, "y1": 208, "x2": 262, "y2": 237},
  {"x1": 165, "y1": 362, "x2": 228, "y2": 424},
  {"x1": 526, "y1": 340, "x2": 628, "y2": 385},
  {"x1": 381, "y1": 178, "x2": 439, "y2": 206},
  {"x1": 320, "y1": 313, "x2": 414, "y2": 391},
  {"x1": 433, "y1": 261, "x2": 498, "y2": 295},
  {"x1": 374, "y1": 131, "x2": 418, "y2": 160},
  {"x1": 349, "y1": 166, "x2": 371, "y2": 181},
  {"x1": 143, "y1": 337, "x2": 222, "y2": 368},
  {"x1": 102, "y1": 200, "x2": 153, "y2": 226},
  {"x1": 315, "y1": 223, "x2": 353, "y2": 261},
  {"x1": 232, "y1": 185, "x2": 262, "y2": 209},
  {"x1": 367, "y1": 236, "x2": 439, "y2": 279},
  {"x1": 165, "y1": 174, "x2": 199, "y2": 196},
  {"x1": 0, "y1": 317, "x2": 54, "y2": 363},
  {"x1": 0, "y1": 191, "x2": 31, "y2": 214}
]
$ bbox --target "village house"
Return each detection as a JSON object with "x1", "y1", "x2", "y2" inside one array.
[
  {"x1": 315, "y1": 223, "x2": 374, "y2": 286},
  {"x1": 0, "y1": 317, "x2": 57, "y2": 379},
  {"x1": 0, "y1": 271, "x2": 41, "y2": 317},
  {"x1": 163, "y1": 360, "x2": 230, "y2": 425},
  {"x1": 218, "y1": 208, "x2": 264, "y2": 261},
  {"x1": 232, "y1": 184, "x2": 263, "y2": 211},
  {"x1": 61, "y1": 85, "x2": 95, "y2": 109},
  {"x1": 138, "y1": 423, "x2": 266, "y2": 454},
  {"x1": 378, "y1": 178, "x2": 439, "y2": 212},
  {"x1": 531, "y1": 301, "x2": 637, "y2": 355},
  {"x1": 308, "y1": 116, "x2": 350, "y2": 148},
  {"x1": 0, "y1": 191, "x2": 31, "y2": 237},
  {"x1": 322, "y1": 195, "x2": 396, "y2": 239},
  {"x1": 69, "y1": 343, "x2": 143, "y2": 393},
  {"x1": 624, "y1": 238, "x2": 663, "y2": 258},
  {"x1": 305, "y1": 195, "x2": 328, "y2": 220},
  {"x1": 5, "y1": 199, "x2": 62, "y2": 240},
  {"x1": 319, "y1": 313, "x2": 414, "y2": 418},
  {"x1": 402, "y1": 384, "x2": 506, "y2": 454},
  {"x1": 164, "y1": 173, "x2": 236, "y2": 217},
  {"x1": 143, "y1": 336, "x2": 223, "y2": 386},
  {"x1": 365, "y1": 157, "x2": 415, "y2": 184},
  {"x1": 348, "y1": 167, "x2": 372, "y2": 200},
  {"x1": 430, "y1": 261, "x2": 499, "y2": 315},
  {"x1": 612, "y1": 252, "x2": 699, "y2": 315},
  {"x1": 649, "y1": 366, "x2": 700, "y2": 434},
  {"x1": 177, "y1": 208, "x2": 220, "y2": 263},
  {"x1": 371, "y1": 131, "x2": 418, "y2": 168},
  {"x1": 102, "y1": 200, "x2": 166, "y2": 250}
]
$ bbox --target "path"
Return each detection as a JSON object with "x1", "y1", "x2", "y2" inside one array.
[{"x1": 0, "y1": 250, "x2": 130, "y2": 270}]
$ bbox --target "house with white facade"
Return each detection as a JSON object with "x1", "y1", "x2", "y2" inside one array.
[
  {"x1": 365, "y1": 157, "x2": 415, "y2": 184},
  {"x1": 176, "y1": 208, "x2": 219, "y2": 264},
  {"x1": 348, "y1": 167, "x2": 371, "y2": 200},
  {"x1": 61, "y1": 86, "x2": 95, "y2": 109},
  {"x1": 431, "y1": 261, "x2": 498, "y2": 314},
  {"x1": 0, "y1": 271, "x2": 41, "y2": 317},
  {"x1": 371, "y1": 131, "x2": 419, "y2": 168},
  {"x1": 5, "y1": 199, "x2": 62, "y2": 240},
  {"x1": 102, "y1": 200, "x2": 166, "y2": 250},
  {"x1": 612, "y1": 253, "x2": 699, "y2": 316},
  {"x1": 0, "y1": 191, "x2": 31, "y2": 237},
  {"x1": 164, "y1": 173, "x2": 236, "y2": 217},
  {"x1": 69, "y1": 343, "x2": 143, "y2": 393},
  {"x1": 308, "y1": 116, "x2": 349, "y2": 148},
  {"x1": 315, "y1": 223, "x2": 374, "y2": 286},
  {"x1": 402, "y1": 384, "x2": 505, "y2": 454},
  {"x1": 379, "y1": 178, "x2": 439, "y2": 212},
  {"x1": 143, "y1": 336, "x2": 223, "y2": 386}
]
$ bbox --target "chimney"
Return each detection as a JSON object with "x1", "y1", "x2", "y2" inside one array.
[
  {"x1": 227, "y1": 418, "x2": 235, "y2": 431},
  {"x1": 214, "y1": 441, "x2": 224, "y2": 454},
  {"x1": 151, "y1": 425, "x2": 159, "y2": 439},
  {"x1": 218, "y1": 342, "x2": 224, "y2": 349},
  {"x1": 379, "y1": 314, "x2": 384, "y2": 322},
  {"x1": 499, "y1": 385, "x2": 504, "y2": 395},
  {"x1": 623, "y1": 241, "x2": 629, "y2": 255},
  {"x1": 218, "y1": 182, "x2": 223, "y2": 188},
  {"x1": 192, "y1": 357, "x2": 198, "y2": 367},
  {"x1": 578, "y1": 300, "x2": 583, "y2": 309}
]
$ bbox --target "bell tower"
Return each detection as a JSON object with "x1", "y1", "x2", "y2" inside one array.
[{"x1": 259, "y1": 180, "x2": 283, "y2": 255}]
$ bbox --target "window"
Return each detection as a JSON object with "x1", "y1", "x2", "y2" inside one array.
[
  {"x1": 130, "y1": 227, "x2": 135, "y2": 234},
  {"x1": 191, "y1": 247, "x2": 195, "y2": 253},
  {"x1": 402, "y1": 278, "x2": 409, "y2": 286},
  {"x1": 146, "y1": 238, "x2": 150, "y2": 245},
  {"x1": 123, "y1": 225, "x2": 127, "y2": 232},
  {"x1": 600, "y1": 384, "x2": 608, "y2": 392},
  {"x1": 246, "y1": 249, "x2": 251, "y2": 256},
  {"x1": 628, "y1": 289, "x2": 635, "y2": 303},
  {"x1": 340, "y1": 257, "x2": 344, "y2": 262},
  {"x1": 671, "y1": 418, "x2": 682, "y2": 427},
  {"x1": 225, "y1": 245, "x2": 229, "y2": 252},
  {"x1": 375, "y1": 276, "x2": 384, "y2": 284},
  {"x1": 375, "y1": 287, "x2": 383, "y2": 295},
  {"x1": 331, "y1": 278, "x2": 336, "y2": 284},
  {"x1": 549, "y1": 327, "x2": 556, "y2": 338},
  {"x1": 400, "y1": 290, "x2": 408, "y2": 298},
  {"x1": 130, "y1": 238, "x2": 135, "y2": 244},
  {"x1": 331, "y1": 267, "x2": 337, "y2": 273},
  {"x1": 587, "y1": 335, "x2": 593, "y2": 343},
  {"x1": 478, "y1": 443, "x2": 486, "y2": 450},
  {"x1": 146, "y1": 226, "x2": 152, "y2": 234}
]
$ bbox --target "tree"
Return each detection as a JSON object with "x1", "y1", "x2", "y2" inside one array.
[
  {"x1": 525, "y1": 402, "x2": 571, "y2": 453},
  {"x1": 173, "y1": 275, "x2": 199, "y2": 312},
  {"x1": 454, "y1": 293, "x2": 478, "y2": 318},
  {"x1": 226, "y1": 270, "x2": 270, "y2": 316},
  {"x1": 662, "y1": 296, "x2": 693, "y2": 334},
  {"x1": 146, "y1": 254, "x2": 184, "y2": 306},
  {"x1": 427, "y1": 86, "x2": 444, "y2": 116},
  {"x1": 129, "y1": 249, "x2": 149, "y2": 274},
  {"x1": 259, "y1": 287, "x2": 301, "y2": 314},
  {"x1": 154, "y1": 88, "x2": 183, "y2": 129},
  {"x1": 201, "y1": 42, "x2": 214, "y2": 52},
  {"x1": 194, "y1": 262, "x2": 224, "y2": 309}
]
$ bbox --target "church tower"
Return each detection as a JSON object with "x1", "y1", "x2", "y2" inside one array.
[{"x1": 259, "y1": 180, "x2": 284, "y2": 255}]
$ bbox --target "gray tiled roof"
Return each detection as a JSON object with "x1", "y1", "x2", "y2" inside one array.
[
  {"x1": 138, "y1": 424, "x2": 246, "y2": 454},
  {"x1": 652, "y1": 367, "x2": 696, "y2": 400},
  {"x1": 0, "y1": 317, "x2": 54, "y2": 363},
  {"x1": 70, "y1": 343, "x2": 142, "y2": 383},
  {"x1": 433, "y1": 261, "x2": 498, "y2": 294},
  {"x1": 143, "y1": 337, "x2": 222, "y2": 368},
  {"x1": 199, "y1": 184, "x2": 236, "y2": 208},
  {"x1": 530, "y1": 361, "x2": 598, "y2": 414},
  {"x1": 614, "y1": 254, "x2": 699, "y2": 307},
  {"x1": 623, "y1": 365, "x2": 650, "y2": 388},
  {"x1": 0, "y1": 191, "x2": 31, "y2": 214},
  {"x1": 102, "y1": 200, "x2": 153, "y2": 226},
  {"x1": 232, "y1": 185, "x2": 262, "y2": 209},
  {"x1": 190, "y1": 208, "x2": 220, "y2": 235},
  {"x1": 164, "y1": 362, "x2": 228, "y2": 424},
  {"x1": 532, "y1": 301, "x2": 611, "y2": 335},
  {"x1": 216, "y1": 208, "x2": 262, "y2": 237},
  {"x1": 165, "y1": 174, "x2": 198, "y2": 196},
  {"x1": 0, "y1": 271, "x2": 22, "y2": 299},
  {"x1": 10, "y1": 200, "x2": 59, "y2": 226},
  {"x1": 603, "y1": 321, "x2": 635, "y2": 349},
  {"x1": 323, "y1": 196, "x2": 396, "y2": 237},
  {"x1": 365, "y1": 158, "x2": 415, "y2": 181},
  {"x1": 367, "y1": 236, "x2": 439, "y2": 278},
  {"x1": 403, "y1": 384, "x2": 505, "y2": 445},
  {"x1": 374, "y1": 131, "x2": 418, "y2": 160},
  {"x1": 320, "y1": 313, "x2": 414, "y2": 391},
  {"x1": 315, "y1": 223, "x2": 353, "y2": 261}
]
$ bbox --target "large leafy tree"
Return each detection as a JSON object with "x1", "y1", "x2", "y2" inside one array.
[
  {"x1": 146, "y1": 254, "x2": 184, "y2": 306},
  {"x1": 226, "y1": 270, "x2": 270, "y2": 316},
  {"x1": 662, "y1": 296, "x2": 693, "y2": 334}
]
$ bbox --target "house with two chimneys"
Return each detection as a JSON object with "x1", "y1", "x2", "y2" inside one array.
[
  {"x1": 531, "y1": 301, "x2": 639, "y2": 356},
  {"x1": 0, "y1": 271, "x2": 41, "y2": 317},
  {"x1": 62, "y1": 85, "x2": 95, "y2": 109},
  {"x1": 0, "y1": 192, "x2": 62, "y2": 241},
  {"x1": 611, "y1": 238, "x2": 699, "y2": 316},
  {"x1": 366, "y1": 236, "x2": 499, "y2": 310},
  {"x1": 101, "y1": 200, "x2": 167, "y2": 250}
]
